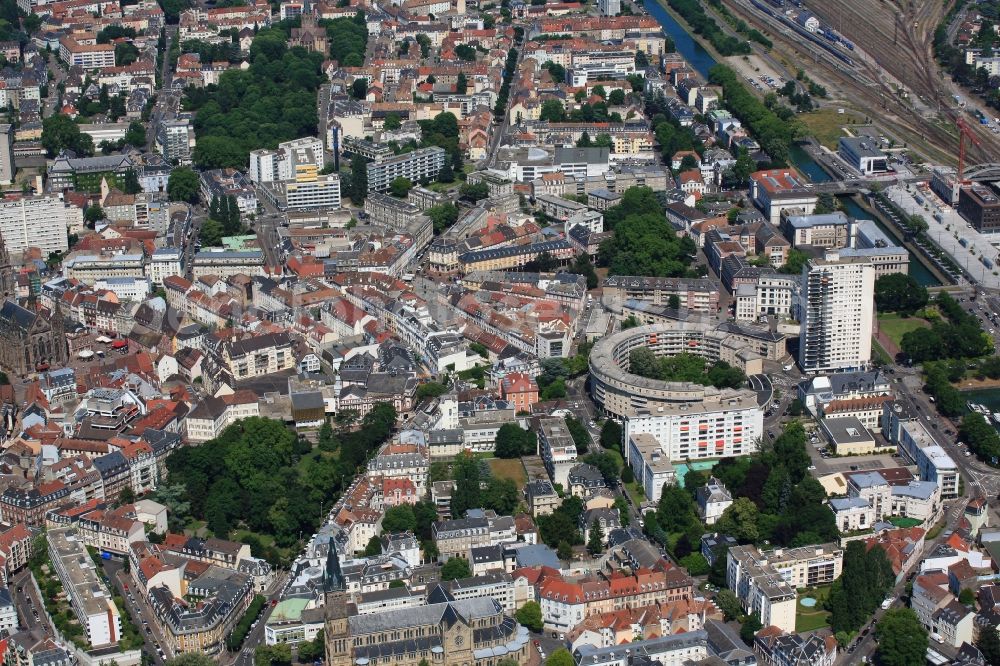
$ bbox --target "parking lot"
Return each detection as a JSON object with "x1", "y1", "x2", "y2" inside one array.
[{"x1": 887, "y1": 184, "x2": 1000, "y2": 288}]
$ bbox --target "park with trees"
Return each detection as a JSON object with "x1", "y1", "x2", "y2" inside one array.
[
  {"x1": 157, "y1": 408, "x2": 396, "y2": 566},
  {"x1": 597, "y1": 187, "x2": 698, "y2": 278},
  {"x1": 628, "y1": 348, "x2": 746, "y2": 389}
]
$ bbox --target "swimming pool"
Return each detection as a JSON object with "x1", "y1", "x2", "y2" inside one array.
[{"x1": 673, "y1": 460, "x2": 717, "y2": 487}]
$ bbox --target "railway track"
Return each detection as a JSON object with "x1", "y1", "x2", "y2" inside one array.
[{"x1": 722, "y1": 0, "x2": 989, "y2": 164}]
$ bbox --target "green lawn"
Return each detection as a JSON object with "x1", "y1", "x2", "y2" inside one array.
[
  {"x1": 795, "y1": 586, "x2": 832, "y2": 633},
  {"x1": 799, "y1": 108, "x2": 862, "y2": 149},
  {"x1": 488, "y1": 458, "x2": 528, "y2": 487},
  {"x1": 871, "y1": 336, "x2": 893, "y2": 366},
  {"x1": 877, "y1": 313, "x2": 930, "y2": 346},
  {"x1": 625, "y1": 480, "x2": 646, "y2": 506},
  {"x1": 888, "y1": 516, "x2": 922, "y2": 528}
]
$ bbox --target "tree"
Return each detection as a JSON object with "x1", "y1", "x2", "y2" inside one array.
[
  {"x1": 441, "y1": 556, "x2": 472, "y2": 581},
  {"x1": 437, "y1": 160, "x2": 455, "y2": 183},
  {"x1": 455, "y1": 43, "x2": 477, "y2": 61},
  {"x1": 456, "y1": 72, "x2": 468, "y2": 94},
  {"x1": 166, "y1": 656, "x2": 215, "y2": 666},
  {"x1": 349, "y1": 154, "x2": 368, "y2": 204},
  {"x1": 780, "y1": 248, "x2": 809, "y2": 274},
  {"x1": 609, "y1": 88, "x2": 626, "y2": 105},
  {"x1": 192, "y1": 136, "x2": 246, "y2": 170},
  {"x1": 828, "y1": 541, "x2": 895, "y2": 633},
  {"x1": 460, "y1": 182, "x2": 489, "y2": 202},
  {"x1": 363, "y1": 535, "x2": 382, "y2": 556},
  {"x1": 876, "y1": 608, "x2": 928, "y2": 666},
  {"x1": 976, "y1": 625, "x2": 1000, "y2": 665},
  {"x1": 546, "y1": 648, "x2": 575, "y2": 666},
  {"x1": 716, "y1": 498, "x2": 760, "y2": 544},
  {"x1": 121, "y1": 169, "x2": 142, "y2": 195},
  {"x1": 427, "y1": 203, "x2": 459, "y2": 234},
  {"x1": 390, "y1": 176, "x2": 413, "y2": 198},
  {"x1": 875, "y1": 273, "x2": 929, "y2": 313},
  {"x1": 600, "y1": 421, "x2": 622, "y2": 450},
  {"x1": 123, "y1": 121, "x2": 146, "y2": 147},
  {"x1": 297, "y1": 630, "x2": 325, "y2": 664},
  {"x1": 740, "y1": 613, "x2": 762, "y2": 645},
  {"x1": 586, "y1": 519, "x2": 605, "y2": 555},
  {"x1": 382, "y1": 504, "x2": 417, "y2": 533},
  {"x1": 715, "y1": 589, "x2": 742, "y2": 621},
  {"x1": 668, "y1": 294, "x2": 681, "y2": 309},
  {"x1": 255, "y1": 643, "x2": 292, "y2": 665},
  {"x1": 540, "y1": 99, "x2": 567, "y2": 122},
  {"x1": 450, "y1": 453, "x2": 483, "y2": 517},
  {"x1": 84, "y1": 205, "x2": 105, "y2": 225},
  {"x1": 495, "y1": 423, "x2": 536, "y2": 458},
  {"x1": 42, "y1": 114, "x2": 94, "y2": 157},
  {"x1": 515, "y1": 600, "x2": 543, "y2": 632},
  {"x1": 598, "y1": 187, "x2": 697, "y2": 277},
  {"x1": 351, "y1": 77, "x2": 368, "y2": 99},
  {"x1": 318, "y1": 420, "x2": 337, "y2": 452},
  {"x1": 384, "y1": 113, "x2": 402, "y2": 130},
  {"x1": 199, "y1": 218, "x2": 224, "y2": 247},
  {"x1": 167, "y1": 167, "x2": 201, "y2": 203}
]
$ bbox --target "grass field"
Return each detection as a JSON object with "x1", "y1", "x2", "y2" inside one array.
[
  {"x1": 877, "y1": 313, "x2": 930, "y2": 346},
  {"x1": 489, "y1": 458, "x2": 528, "y2": 487},
  {"x1": 795, "y1": 586, "x2": 832, "y2": 633},
  {"x1": 799, "y1": 109, "x2": 863, "y2": 149}
]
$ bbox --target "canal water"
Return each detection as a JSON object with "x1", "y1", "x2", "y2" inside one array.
[
  {"x1": 838, "y1": 196, "x2": 941, "y2": 286},
  {"x1": 962, "y1": 388, "x2": 1000, "y2": 414},
  {"x1": 788, "y1": 144, "x2": 832, "y2": 183},
  {"x1": 646, "y1": 0, "x2": 720, "y2": 79}
]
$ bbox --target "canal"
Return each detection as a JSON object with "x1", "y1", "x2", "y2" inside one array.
[
  {"x1": 646, "y1": 0, "x2": 719, "y2": 79},
  {"x1": 838, "y1": 196, "x2": 941, "y2": 287}
]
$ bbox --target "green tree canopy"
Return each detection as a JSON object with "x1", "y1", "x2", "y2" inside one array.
[
  {"x1": 875, "y1": 273, "x2": 929, "y2": 312},
  {"x1": 515, "y1": 600, "x2": 543, "y2": 632},
  {"x1": 390, "y1": 176, "x2": 413, "y2": 198},
  {"x1": 546, "y1": 649, "x2": 575, "y2": 666},
  {"x1": 876, "y1": 608, "x2": 928, "y2": 666},
  {"x1": 42, "y1": 114, "x2": 94, "y2": 157},
  {"x1": 495, "y1": 423, "x2": 536, "y2": 458},
  {"x1": 167, "y1": 167, "x2": 201, "y2": 203},
  {"x1": 598, "y1": 187, "x2": 697, "y2": 277},
  {"x1": 441, "y1": 556, "x2": 472, "y2": 580}
]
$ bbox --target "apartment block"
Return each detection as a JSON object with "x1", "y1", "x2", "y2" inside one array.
[
  {"x1": 59, "y1": 35, "x2": 115, "y2": 69},
  {"x1": 48, "y1": 526, "x2": 122, "y2": 647},
  {"x1": 798, "y1": 252, "x2": 875, "y2": 373},
  {"x1": 366, "y1": 146, "x2": 446, "y2": 192},
  {"x1": 727, "y1": 545, "x2": 820, "y2": 633},
  {"x1": 0, "y1": 194, "x2": 73, "y2": 257}
]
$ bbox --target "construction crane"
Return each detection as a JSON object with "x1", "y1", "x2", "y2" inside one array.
[{"x1": 957, "y1": 116, "x2": 982, "y2": 183}]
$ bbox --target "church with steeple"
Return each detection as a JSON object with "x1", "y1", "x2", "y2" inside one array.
[
  {"x1": 0, "y1": 233, "x2": 67, "y2": 376},
  {"x1": 290, "y1": 7, "x2": 329, "y2": 54}
]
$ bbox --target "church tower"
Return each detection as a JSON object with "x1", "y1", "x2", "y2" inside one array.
[
  {"x1": 0, "y1": 232, "x2": 14, "y2": 299},
  {"x1": 323, "y1": 590, "x2": 351, "y2": 666}
]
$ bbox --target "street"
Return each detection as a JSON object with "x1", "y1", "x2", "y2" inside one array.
[
  {"x1": 10, "y1": 570, "x2": 56, "y2": 640},
  {"x1": 103, "y1": 558, "x2": 170, "y2": 665}
]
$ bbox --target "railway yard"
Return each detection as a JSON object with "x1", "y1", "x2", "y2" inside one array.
[{"x1": 712, "y1": 0, "x2": 1000, "y2": 166}]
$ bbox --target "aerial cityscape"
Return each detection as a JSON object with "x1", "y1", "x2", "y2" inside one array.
[{"x1": 0, "y1": 0, "x2": 996, "y2": 663}]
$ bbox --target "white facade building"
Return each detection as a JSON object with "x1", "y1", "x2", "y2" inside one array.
[
  {"x1": 0, "y1": 194, "x2": 74, "y2": 257},
  {"x1": 798, "y1": 252, "x2": 875, "y2": 373},
  {"x1": 147, "y1": 248, "x2": 183, "y2": 285}
]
